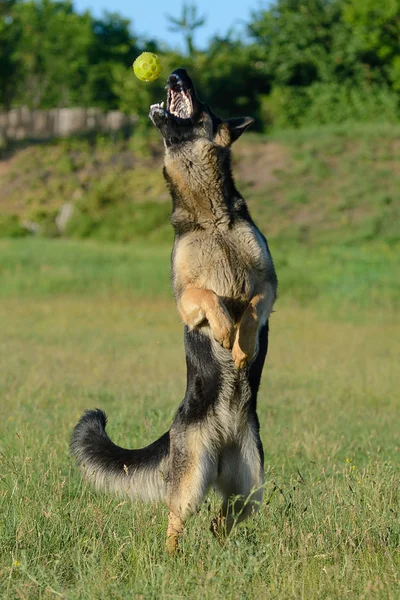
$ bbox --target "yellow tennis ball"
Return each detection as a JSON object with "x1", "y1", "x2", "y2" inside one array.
[{"x1": 133, "y1": 52, "x2": 161, "y2": 82}]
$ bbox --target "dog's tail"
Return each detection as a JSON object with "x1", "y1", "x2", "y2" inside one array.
[{"x1": 70, "y1": 409, "x2": 169, "y2": 501}]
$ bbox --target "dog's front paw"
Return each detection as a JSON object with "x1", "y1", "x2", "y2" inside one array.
[
  {"x1": 212, "y1": 318, "x2": 234, "y2": 350},
  {"x1": 232, "y1": 328, "x2": 257, "y2": 369},
  {"x1": 232, "y1": 341, "x2": 250, "y2": 369},
  {"x1": 149, "y1": 103, "x2": 167, "y2": 127}
]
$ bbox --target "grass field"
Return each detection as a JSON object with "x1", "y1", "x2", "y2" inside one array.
[{"x1": 0, "y1": 237, "x2": 399, "y2": 599}]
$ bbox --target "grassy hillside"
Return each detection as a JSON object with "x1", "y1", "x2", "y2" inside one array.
[{"x1": 1, "y1": 123, "x2": 399, "y2": 246}]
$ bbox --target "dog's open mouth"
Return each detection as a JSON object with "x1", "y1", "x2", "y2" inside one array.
[
  {"x1": 150, "y1": 72, "x2": 193, "y2": 121},
  {"x1": 167, "y1": 74, "x2": 193, "y2": 119}
]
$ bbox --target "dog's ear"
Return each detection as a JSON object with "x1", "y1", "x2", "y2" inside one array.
[
  {"x1": 214, "y1": 116, "x2": 255, "y2": 147},
  {"x1": 225, "y1": 117, "x2": 255, "y2": 142}
]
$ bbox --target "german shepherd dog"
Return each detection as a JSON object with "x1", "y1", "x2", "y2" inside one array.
[{"x1": 71, "y1": 69, "x2": 277, "y2": 553}]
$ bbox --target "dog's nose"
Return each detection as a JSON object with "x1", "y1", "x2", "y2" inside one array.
[
  {"x1": 168, "y1": 73, "x2": 181, "y2": 89},
  {"x1": 168, "y1": 69, "x2": 192, "y2": 91},
  {"x1": 168, "y1": 72, "x2": 184, "y2": 90},
  {"x1": 171, "y1": 68, "x2": 188, "y2": 79}
]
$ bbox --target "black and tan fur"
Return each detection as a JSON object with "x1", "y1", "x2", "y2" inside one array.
[{"x1": 71, "y1": 69, "x2": 277, "y2": 553}]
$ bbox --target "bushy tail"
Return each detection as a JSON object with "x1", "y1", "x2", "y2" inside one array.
[{"x1": 70, "y1": 409, "x2": 170, "y2": 501}]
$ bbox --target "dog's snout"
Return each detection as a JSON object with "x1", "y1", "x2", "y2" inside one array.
[
  {"x1": 168, "y1": 69, "x2": 192, "y2": 92},
  {"x1": 168, "y1": 74, "x2": 182, "y2": 91}
]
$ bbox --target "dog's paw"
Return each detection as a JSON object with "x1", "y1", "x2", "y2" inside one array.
[
  {"x1": 206, "y1": 301, "x2": 234, "y2": 349},
  {"x1": 232, "y1": 341, "x2": 250, "y2": 369},
  {"x1": 149, "y1": 103, "x2": 167, "y2": 126},
  {"x1": 232, "y1": 327, "x2": 258, "y2": 369},
  {"x1": 212, "y1": 319, "x2": 234, "y2": 350}
]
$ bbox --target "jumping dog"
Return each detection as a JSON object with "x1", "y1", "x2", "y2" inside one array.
[{"x1": 71, "y1": 69, "x2": 277, "y2": 553}]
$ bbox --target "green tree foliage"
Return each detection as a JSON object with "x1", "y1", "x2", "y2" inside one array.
[
  {"x1": 248, "y1": 0, "x2": 377, "y2": 88},
  {"x1": 166, "y1": 2, "x2": 206, "y2": 56},
  {"x1": 190, "y1": 39, "x2": 270, "y2": 121},
  {"x1": 1, "y1": 0, "x2": 399, "y2": 129},
  {"x1": 249, "y1": 0, "x2": 342, "y2": 86},
  {"x1": 249, "y1": 0, "x2": 400, "y2": 126},
  {"x1": 0, "y1": 0, "x2": 22, "y2": 109},
  {"x1": 88, "y1": 13, "x2": 138, "y2": 109},
  {"x1": 1, "y1": 0, "x2": 139, "y2": 110},
  {"x1": 343, "y1": 0, "x2": 400, "y2": 89},
  {"x1": 12, "y1": 0, "x2": 93, "y2": 108}
]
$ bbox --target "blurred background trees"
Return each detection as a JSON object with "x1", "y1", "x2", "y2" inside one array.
[
  {"x1": 166, "y1": 2, "x2": 206, "y2": 56},
  {"x1": 1, "y1": 0, "x2": 400, "y2": 129}
]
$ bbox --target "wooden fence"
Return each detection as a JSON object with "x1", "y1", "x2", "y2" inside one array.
[{"x1": 0, "y1": 107, "x2": 137, "y2": 141}]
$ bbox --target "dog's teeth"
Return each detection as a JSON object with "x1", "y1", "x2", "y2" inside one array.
[{"x1": 160, "y1": 101, "x2": 164, "y2": 108}]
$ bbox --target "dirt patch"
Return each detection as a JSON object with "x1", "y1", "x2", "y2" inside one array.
[
  {"x1": 0, "y1": 156, "x2": 15, "y2": 177},
  {"x1": 233, "y1": 140, "x2": 290, "y2": 189}
]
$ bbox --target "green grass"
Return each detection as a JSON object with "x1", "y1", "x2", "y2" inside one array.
[
  {"x1": 0, "y1": 238, "x2": 399, "y2": 599},
  {"x1": 0, "y1": 238, "x2": 398, "y2": 314}
]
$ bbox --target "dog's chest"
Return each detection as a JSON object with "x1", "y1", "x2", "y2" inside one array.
[{"x1": 173, "y1": 222, "x2": 268, "y2": 302}]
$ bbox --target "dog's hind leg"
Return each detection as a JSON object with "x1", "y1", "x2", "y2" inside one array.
[
  {"x1": 212, "y1": 429, "x2": 264, "y2": 537},
  {"x1": 166, "y1": 427, "x2": 217, "y2": 554}
]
